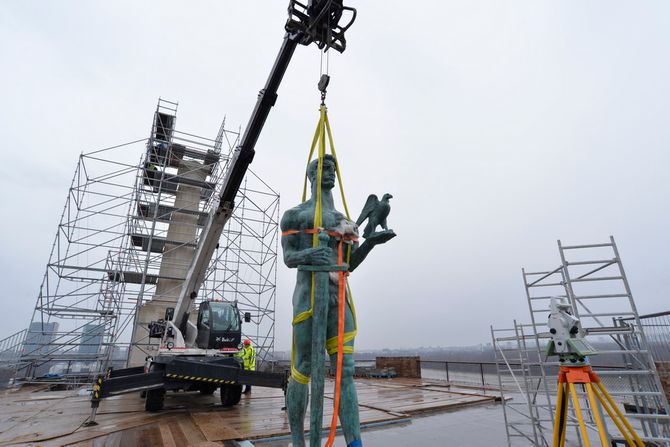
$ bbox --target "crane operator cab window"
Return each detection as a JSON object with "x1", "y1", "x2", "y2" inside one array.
[
  {"x1": 196, "y1": 301, "x2": 242, "y2": 350},
  {"x1": 200, "y1": 308, "x2": 209, "y2": 327},
  {"x1": 211, "y1": 303, "x2": 239, "y2": 332}
]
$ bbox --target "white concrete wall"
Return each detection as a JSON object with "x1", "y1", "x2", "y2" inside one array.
[{"x1": 128, "y1": 159, "x2": 209, "y2": 366}]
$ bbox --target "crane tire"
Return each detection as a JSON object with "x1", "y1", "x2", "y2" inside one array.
[
  {"x1": 145, "y1": 387, "x2": 165, "y2": 411},
  {"x1": 220, "y1": 384, "x2": 242, "y2": 407}
]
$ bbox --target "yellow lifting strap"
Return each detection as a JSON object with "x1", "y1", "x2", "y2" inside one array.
[
  {"x1": 302, "y1": 105, "x2": 351, "y2": 220},
  {"x1": 291, "y1": 104, "x2": 355, "y2": 327},
  {"x1": 289, "y1": 104, "x2": 358, "y2": 384},
  {"x1": 306, "y1": 104, "x2": 352, "y2": 306}
]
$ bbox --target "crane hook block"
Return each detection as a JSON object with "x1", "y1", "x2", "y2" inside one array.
[{"x1": 318, "y1": 74, "x2": 330, "y2": 93}]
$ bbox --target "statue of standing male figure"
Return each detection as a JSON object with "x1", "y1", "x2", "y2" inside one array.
[{"x1": 281, "y1": 154, "x2": 396, "y2": 447}]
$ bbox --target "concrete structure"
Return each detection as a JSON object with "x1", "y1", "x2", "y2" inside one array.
[
  {"x1": 376, "y1": 356, "x2": 422, "y2": 378},
  {"x1": 128, "y1": 159, "x2": 210, "y2": 366}
]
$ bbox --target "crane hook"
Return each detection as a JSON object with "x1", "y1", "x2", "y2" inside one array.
[{"x1": 318, "y1": 74, "x2": 330, "y2": 105}]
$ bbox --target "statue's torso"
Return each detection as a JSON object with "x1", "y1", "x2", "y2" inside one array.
[
  {"x1": 284, "y1": 201, "x2": 357, "y2": 308},
  {"x1": 286, "y1": 202, "x2": 354, "y2": 248}
]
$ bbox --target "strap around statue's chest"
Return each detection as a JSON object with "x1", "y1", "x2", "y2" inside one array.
[{"x1": 281, "y1": 228, "x2": 358, "y2": 243}]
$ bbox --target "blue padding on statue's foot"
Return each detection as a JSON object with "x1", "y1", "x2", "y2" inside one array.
[{"x1": 347, "y1": 440, "x2": 362, "y2": 447}]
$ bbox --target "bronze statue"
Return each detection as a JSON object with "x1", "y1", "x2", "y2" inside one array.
[{"x1": 281, "y1": 154, "x2": 395, "y2": 447}]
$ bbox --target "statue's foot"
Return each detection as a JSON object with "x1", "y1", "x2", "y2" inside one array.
[{"x1": 347, "y1": 440, "x2": 363, "y2": 447}]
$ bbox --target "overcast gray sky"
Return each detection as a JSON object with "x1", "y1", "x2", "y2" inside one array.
[{"x1": 1, "y1": 1, "x2": 669, "y2": 350}]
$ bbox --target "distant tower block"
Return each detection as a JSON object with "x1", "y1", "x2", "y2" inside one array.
[{"x1": 128, "y1": 155, "x2": 211, "y2": 366}]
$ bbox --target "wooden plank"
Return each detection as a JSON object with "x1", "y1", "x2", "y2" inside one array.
[
  {"x1": 422, "y1": 386, "x2": 491, "y2": 396},
  {"x1": 175, "y1": 415, "x2": 208, "y2": 445},
  {"x1": 159, "y1": 421, "x2": 177, "y2": 447},
  {"x1": 0, "y1": 409, "x2": 83, "y2": 445},
  {"x1": 41, "y1": 412, "x2": 169, "y2": 446},
  {"x1": 393, "y1": 396, "x2": 496, "y2": 414},
  {"x1": 191, "y1": 411, "x2": 243, "y2": 441}
]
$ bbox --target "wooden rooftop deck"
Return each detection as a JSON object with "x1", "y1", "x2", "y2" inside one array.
[{"x1": 0, "y1": 378, "x2": 497, "y2": 446}]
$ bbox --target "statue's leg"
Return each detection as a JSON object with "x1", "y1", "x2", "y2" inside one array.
[
  {"x1": 327, "y1": 297, "x2": 361, "y2": 445},
  {"x1": 287, "y1": 318, "x2": 312, "y2": 447},
  {"x1": 328, "y1": 352, "x2": 360, "y2": 444}
]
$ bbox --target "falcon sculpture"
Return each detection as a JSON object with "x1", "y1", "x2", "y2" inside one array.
[{"x1": 356, "y1": 193, "x2": 393, "y2": 238}]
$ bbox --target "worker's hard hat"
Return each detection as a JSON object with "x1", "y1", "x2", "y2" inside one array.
[{"x1": 243, "y1": 339, "x2": 251, "y2": 345}]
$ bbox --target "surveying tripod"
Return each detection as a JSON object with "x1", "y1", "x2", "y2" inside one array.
[{"x1": 547, "y1": 298, "x2": 645, "y2": 447}]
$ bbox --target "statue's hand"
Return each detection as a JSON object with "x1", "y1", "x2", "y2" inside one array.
[
  {"x1": 303, "y1": 247, "x2": 332, "y2": 265},
  {"x1": 365, "y1": 229, "x2": 396, "y2": 246}
]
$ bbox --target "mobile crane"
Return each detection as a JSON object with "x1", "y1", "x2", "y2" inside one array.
[{"x1": 86, "y1": 1, "x2": 356, "y2": 422}]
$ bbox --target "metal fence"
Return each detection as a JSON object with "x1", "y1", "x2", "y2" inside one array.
[
  {"x1": 625, "y1": 311, "x2": 670, "y2": 405},
  {"x1": 625, "y1": 311, "x2": 670, "y2": 362},
  {"x1": 270, "y1": 358, "x2": 510, "y2": 390},
  {"x1": 419, "y1": 360, "x2": 498, "y2": 388}
]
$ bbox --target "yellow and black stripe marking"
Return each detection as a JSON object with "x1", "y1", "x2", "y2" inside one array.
[{"x1": 165, "y1": 373, "x2": 236, "y2": 384}]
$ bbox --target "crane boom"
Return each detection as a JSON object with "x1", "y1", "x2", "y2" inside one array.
[{"x1": 170, "y1": 1, "x2": 357, "y2": 333}]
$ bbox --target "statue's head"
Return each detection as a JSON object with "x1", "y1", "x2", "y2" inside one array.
[
  {"x1": 307, "y1": 155, "x2": 337, "y2": 190},
  {"x1": 382, "y1": 193, "x2": 393, "y2": 201}
]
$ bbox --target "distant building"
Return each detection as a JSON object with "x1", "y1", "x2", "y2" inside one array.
[
  {"x1": 22, "y1": 322, "x2": 59, "y2": 377},
  {"x1": 109, "y1": 345, "x2": 129, "y2": 370},
  {"x1": 23, "y1": 322, "x2": 59, "y2": 357},
  {"x1": 79, "y1": 323, "x2": 104, "y2": 355}
]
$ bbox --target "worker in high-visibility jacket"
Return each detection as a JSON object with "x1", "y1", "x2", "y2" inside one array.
[{"x1": 240, "y1": 339, "x2": 256, "y2": 394}]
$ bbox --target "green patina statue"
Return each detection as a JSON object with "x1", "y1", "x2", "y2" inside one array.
[{"x1": 281, "y1": 154, "x2": 396, "y2": 447}]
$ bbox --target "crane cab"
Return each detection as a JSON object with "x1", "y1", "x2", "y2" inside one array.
[{"x1": 195, "y1": 301, "x2": 250, "y2": 350}]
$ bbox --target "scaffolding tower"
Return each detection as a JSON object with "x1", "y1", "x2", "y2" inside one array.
[
  {"x1": 491, "y1": 322, "x2": 552, "y2": 446},
  {"x1": 493, "y1": 237, "x2": 670, "y2": 446},
  {"x1": 0, "y1": 99, "x2": 279, "y2": 384}
]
